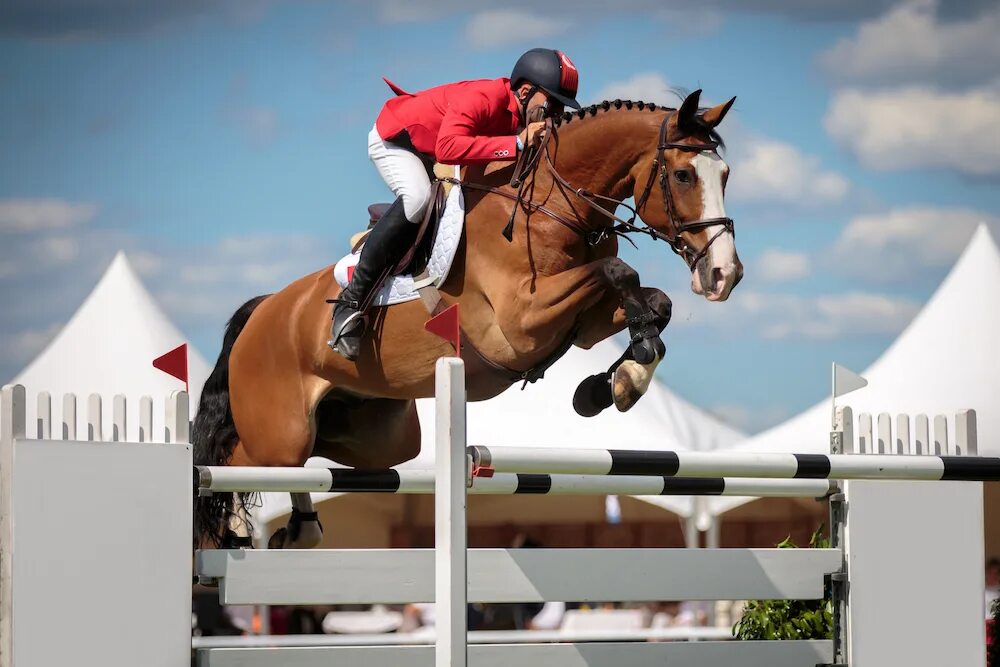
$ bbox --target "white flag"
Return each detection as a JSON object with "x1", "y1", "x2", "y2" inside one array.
[{"x1": 833, "y1": 363, "x2": 868, "y2": 398}]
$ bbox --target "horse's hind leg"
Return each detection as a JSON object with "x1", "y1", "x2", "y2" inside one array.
[
  {"x1": 228, "y1": 346, "x2": 330, "y2": 549},
  {"x1": 267, "y1": 492, "x2": 324, "y2": 549}
]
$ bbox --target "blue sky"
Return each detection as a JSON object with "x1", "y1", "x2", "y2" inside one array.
[{"x1": 1, "y1": 0, "x2": 998, "y2": 432}]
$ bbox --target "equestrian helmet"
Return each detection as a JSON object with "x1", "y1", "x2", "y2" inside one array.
[{"x1": 510, "y1": 48, "x2": 581, "y2": 110}]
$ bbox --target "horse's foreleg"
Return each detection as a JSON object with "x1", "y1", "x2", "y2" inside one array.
[
  {"x1": 575, "y1": 287, "x2": 672, "y2": 349},
  {"x1": 508, "y1": 258, "x2": 669, "y2": 415},
  {"x1": 514, "y1": 257, "x2": 657, "y2": 348},
  {"x1": 572, "y1": 285, "x2": 673, "y2": 416}
]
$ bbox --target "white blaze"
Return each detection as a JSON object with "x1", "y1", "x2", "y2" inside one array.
[{"x1": 691, "y1": 151, "x2": 737, "y2": 271}]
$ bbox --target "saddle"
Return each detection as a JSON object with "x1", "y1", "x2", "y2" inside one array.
[{"x1": 357, "y1": 163, "x2": 455, "y2": 278}]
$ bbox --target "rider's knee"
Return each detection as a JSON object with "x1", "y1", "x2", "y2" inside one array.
[{"x1": 401, "y1": 186, "x2": 432, "y2": 223}]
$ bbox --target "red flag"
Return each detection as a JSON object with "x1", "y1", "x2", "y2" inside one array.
[
  {"x1": 153, "y1": 343, "x2": 189, "y2": 393},
  {"x1": 424, "y1": 304, "x2": 461, "y2": 357}
]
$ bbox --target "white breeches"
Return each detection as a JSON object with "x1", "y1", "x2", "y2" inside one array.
[{"x1": 368, "y1": 124, "x2": 433, "y2": 223}]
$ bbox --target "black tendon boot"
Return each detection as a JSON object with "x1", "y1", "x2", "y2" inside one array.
[{"x1": 329, "y1": 197, "x2": 417, "y2": 360}]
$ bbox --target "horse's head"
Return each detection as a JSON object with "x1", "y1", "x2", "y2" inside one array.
[{"x1": 633, "y1": 90, "x2": 743, "y2": 302}]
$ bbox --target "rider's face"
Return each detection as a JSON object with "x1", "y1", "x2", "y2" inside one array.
[{"x1": 517, "y1": 84, "x2": 560, "y2": 119}]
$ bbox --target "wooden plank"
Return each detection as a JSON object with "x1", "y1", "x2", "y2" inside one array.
[
  {"x1": 196, "y1": 548, "x2": 842, "y2": 606},
  {"x1": 197, "y1": 640, "x2": 833, "y2": 667}
]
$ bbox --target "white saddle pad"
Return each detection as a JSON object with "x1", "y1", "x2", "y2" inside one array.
[{"x1": 333, "y1": 178, "x2": 465, "y2": 307}]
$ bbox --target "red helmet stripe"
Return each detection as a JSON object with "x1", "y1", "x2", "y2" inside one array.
[{"x1": 557, "y1": 51, "x2": 578, "y2": 95}]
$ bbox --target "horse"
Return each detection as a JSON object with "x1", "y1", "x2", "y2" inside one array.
[{"x1": 193, "y1": 89, "x2": 743, "y2": 548}]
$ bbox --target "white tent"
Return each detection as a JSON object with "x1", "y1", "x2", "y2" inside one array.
[
  {"x1": 259, "y1": 333, "x2": 746, "y2": 528},
  {"x1": 706, "y1": 224, "x2": 1000, "y2": 517},
  {"x1": 9, "y1": 251, "x2": 211, "y2": 442}
]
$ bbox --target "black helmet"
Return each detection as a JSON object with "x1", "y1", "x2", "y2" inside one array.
[{"x1": 510, "y1": 48, "x2": 581, "y2": 110}]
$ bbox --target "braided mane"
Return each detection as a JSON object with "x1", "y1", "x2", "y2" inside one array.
[{"x1": 552, "y1": 98, "x2": 725, "y2": 148}]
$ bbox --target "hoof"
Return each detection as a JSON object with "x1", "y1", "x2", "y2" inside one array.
[
  {"x1": 573, "y1": 372, "x2": 614, "y2": 417},
  {"x1": 221, "y1": 529, "x2": 253, "y2": 549},
  {"x1": 268, "y1": 515, "x2": 324, "y2": 549},
  {"x1": 612, "y1": 358, "x2": 658, "y2": 413},
  {"x1": 267, "y1": 527, "x2": 288, "y2": 550}
]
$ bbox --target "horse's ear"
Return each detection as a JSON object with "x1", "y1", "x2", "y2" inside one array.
[
  {"x1": 676, "y1": 89, "x2": 702, "y2": 134},
  {"x1": 702, "y1": 96, "x2": 736, "y2": 128}
]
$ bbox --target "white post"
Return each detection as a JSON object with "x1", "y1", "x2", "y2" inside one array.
[
  {"x1": 682, "y1": 515, "x2": 699, "y2": 548},
  {"x1": 1, "y1": 385, "x2": 26, "y2": 667},
  {"x1": 166, "y1": 391, "x2": 190, "y2": 444},
  {"x1": 933, "y1": 415, "x2": 949, "y2": 455},
  {"x1": 858, "y1": 413, "x2": 872, "y2": 453},
  {"x1": 139, "y1": 396, "x2": 153, "y2": 443},
  {"x1": 36, "y1": 392, "x2": 51, "y2": 440},
  {"x1": 876, "y1": 413, "x2": 891, "y2": 454},
  {"x1": 112, "y1": 395, "x2": 127, "y2": 442},
  {"x1": 62, "y1": 393, "x2": 77, "y2": 440},
  {"x1": 896, "y1": 414, "x2": 911, "y2": 455},
  {"x1": 835, "y1": 406, "x2": 854, "y2": 454},
  {"x1": 915, "y1": 414, "x2": 929, "y2": 455},
  {"x1": 87, "y1": 393, "x2": 103, "y2": 442},
  {"x1": 956, "y1": 410, "x2": 978, "y2": 456},
  {"x1": 435, "y1": 358, "x2": 467, "y2": 667}
]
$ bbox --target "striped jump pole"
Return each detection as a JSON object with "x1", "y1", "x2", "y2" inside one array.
[
  {"x1": 197, "y1": 465, "x2": 837, "y2": 498},
  {"x1": 469, "y1": 445, "x2": 1000, "y2": 481}
]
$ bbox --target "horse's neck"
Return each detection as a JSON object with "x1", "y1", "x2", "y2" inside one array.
[{"x1": 548, "y1": 112, "x2": 654, "y2": 203}]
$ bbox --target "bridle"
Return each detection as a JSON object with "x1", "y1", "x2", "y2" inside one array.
[{"x1": 443, "y1": 110, "x2": 735, "y2": 272}]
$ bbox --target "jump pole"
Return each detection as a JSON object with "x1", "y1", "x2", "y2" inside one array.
[
  {"x1": 196, "y1": 466, "x2": 838, "y2": 498},
  {"x1": 469, "y1": 445, "x2": 1000, "y2": 481}
]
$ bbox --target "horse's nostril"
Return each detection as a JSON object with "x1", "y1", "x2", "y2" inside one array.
[{"x1": 712, "y1": 267, "x2": 724, "y2": 291}]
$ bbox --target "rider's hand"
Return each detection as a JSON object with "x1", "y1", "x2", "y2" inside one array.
[{"x1": 518, "y1": 121, "x2": 546, "y2": 150}]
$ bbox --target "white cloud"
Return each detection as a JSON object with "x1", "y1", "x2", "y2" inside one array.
[
  {"x1": 728, "y1": 138, "x2": 850, "y2": 205},
  {"x1": 757, "y1": 291, "x2": 920, "y2": 340},
  {"x1": 825, "y1": 85, "x2": 1000, "y2": 177},
  {"x1": 590, "y1": 77, "x2": 847, "y2": 209},
  {"x1": 463, "y1": 10, "x2": 568, "y2": 50},
  {"x1": 820, "y1": 0, "x2": 1000, "y2": 86},
  {"x1": 371, "y1": 0, "x2": 905, "y2": 26},
  {"x1": 831, "y1": 206, "x2": 1000, "y2": 281},
  {"x1": 0, "y1": 325, "x2": 61, "y2": 364},
  {"x1": 755, "y1": 249, "x2": 811, "y2": 282},
  {"x1": 592, "y1": 73, "x2": 677, "y2": 106},
  {"x1": 671, "y1": 288, "x2": 920, "y2": 340},
  {"x1": 0, "y1": 199, "x2": 97, "y2": 233},
  {"x1": 0, "y1": 209, "x2": 335, "y2": 380}
]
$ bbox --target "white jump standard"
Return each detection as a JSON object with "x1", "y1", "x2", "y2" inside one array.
[{"x1": 1, "y1": 357, "x2": 987, "y2": 667}]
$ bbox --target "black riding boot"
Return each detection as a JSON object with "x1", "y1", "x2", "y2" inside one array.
[{"x1": 329, "y1": 197, "x2": 417, "y2": 361}]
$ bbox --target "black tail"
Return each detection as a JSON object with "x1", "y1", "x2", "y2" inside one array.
[{"x1": 192, "y1": 294, "x2": 269, "y2": 547}]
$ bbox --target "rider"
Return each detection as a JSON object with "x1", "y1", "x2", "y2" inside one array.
[{"x1": 329, "y1": 48, "x2": 583, "y2": 361}]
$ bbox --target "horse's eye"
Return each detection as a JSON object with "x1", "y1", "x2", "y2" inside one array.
[{"x1": 674, "y1": 170, "x2": 691, "y2": 184}]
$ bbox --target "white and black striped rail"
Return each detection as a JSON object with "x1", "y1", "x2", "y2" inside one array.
[
  {"x1": 196, "y1": 466, "x2": 837, "y2": 498},
  {"x1": 468, "y1": 445, "x2": 1000, "y2": 481}
]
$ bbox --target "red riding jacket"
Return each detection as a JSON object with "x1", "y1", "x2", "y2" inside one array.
[{"x1": 375, "y1": 77, "x2": 520, "y2": 165}]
